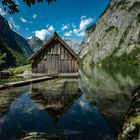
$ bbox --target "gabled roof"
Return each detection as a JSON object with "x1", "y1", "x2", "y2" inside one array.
[{"x1": 29, "y1": 32, "x2": 81, "y2": 62}]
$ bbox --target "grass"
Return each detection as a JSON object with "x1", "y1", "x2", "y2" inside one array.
[
  {"x1": 7, "y1": 64, "x2": 31, "y2": 75},
  {"x1": 7, "y1": 47, "x2": 27, "y2": 66},
  {"x1": 129, "y1": 114, "x2": 140, "y2": 126}
]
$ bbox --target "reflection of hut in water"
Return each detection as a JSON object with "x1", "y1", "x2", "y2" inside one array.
[{"x1": 30, "y1": 80, "x2": 81, "y2": 122}]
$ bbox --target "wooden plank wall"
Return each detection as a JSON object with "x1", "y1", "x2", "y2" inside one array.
[{"x1": 32, "y1": 40, "x2": 79, "y2": 75}]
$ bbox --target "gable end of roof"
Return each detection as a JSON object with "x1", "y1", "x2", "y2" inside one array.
[{"x1": 29, "y1": 32, "x2": 81, "y2": 63}]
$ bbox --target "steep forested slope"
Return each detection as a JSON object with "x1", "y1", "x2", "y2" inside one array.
[{"x1": 0, "y1": 15, "x2": 33, "y2": 69}]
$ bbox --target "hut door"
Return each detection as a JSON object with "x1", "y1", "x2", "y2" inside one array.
[{"x1": 47, "y1": 55, "x2": 59, "y2": 76}]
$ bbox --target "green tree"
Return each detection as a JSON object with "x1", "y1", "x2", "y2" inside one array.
[
  {"x1": 0, "y1": 52, "x2": 6, "y2": 65},
  {"x1": 0, "y1": 0, "x2": 56, "y2": 14}
]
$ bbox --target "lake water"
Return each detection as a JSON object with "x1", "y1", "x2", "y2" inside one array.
[{"x1": 0, "y1": 65, "x2": 140, "y2": 140}]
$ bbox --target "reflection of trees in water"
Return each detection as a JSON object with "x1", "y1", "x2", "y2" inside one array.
[
  {"x1": 30, "y1": 80, "x2": 81, "y2": 122},
  {"x1": 101, "y1": 65, "x2": 140, "y2": 86},
  {"x1": 80, "y1": 64, "x2": 140, "y2": 94},
  {"x1": 79, "y1": 64, "x2": 140, "y2": 135}
]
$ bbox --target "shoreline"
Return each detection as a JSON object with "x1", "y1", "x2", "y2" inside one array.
[
  {"x1": 0, "y1": 73, "x2": 79, "y2": 90},
  {"x1": 0, "y1": 76, "x2": 55, "y2": 90}
]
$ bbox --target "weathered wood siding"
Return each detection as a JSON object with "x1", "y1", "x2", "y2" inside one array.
[{"x1": 32, "y1": 40, "x2": 79, "y2": 75}]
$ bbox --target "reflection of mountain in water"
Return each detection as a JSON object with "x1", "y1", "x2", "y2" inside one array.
[
  {"x1": 79, "y1": 64, "x2": 140, "y2": 135},
  {"x1": 30, "y1": 79, "x2": 81, "y2": 122}
]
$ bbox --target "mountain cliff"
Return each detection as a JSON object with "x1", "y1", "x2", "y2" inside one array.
[
  {"x1": 27, "y1": 36, "x2": 80, "y2": 54},
  {"x1": 65, "y1": 38, "x2": 81, "y2": 54},
  {"x1": 27, "y1": 36, "x2": 43, "y2": 53},
  {"x1": 12, "y1": 31, "x2": 33, "y2": 56},
  {"x1": 0, "y1": 15, "x2": 33, "y2": 69},
  {"x1": 80, "y1": 0, "x2": 140, "y2": 65}
]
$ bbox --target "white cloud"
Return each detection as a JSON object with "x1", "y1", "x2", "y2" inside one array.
[
  {"x1": 79, "y1": 17, "x2": 93, "y2": 31},
  {"x1": 35, "y1": 29, "x2": 49, "y2": 40},
  {"x1": 8, "y1": 17, "x2": 20, "y2": 30},
  {"x1": 73, "y1": 29, "x2": 85, "y2": 37},
  {"x1": 78, "y1": 31, "x2": 85, "y2": 36},
  {"x1": 35, "y1": 25, "x2": 55, "y2": 40},
  {"x1": 64, "y1": 30, "x2": 73, "y2": 37},
  {"x1": 48, "y1": 25, "x2": 55, "y2": 32},
  {"x1": 27, "y1": 36, "x2": 32, "y2": 39},
  {"x1": 73, "y1": 28, "x2": 79, "y2": 34},
  {"x1": 72, "y1": 23, "x2": 76, "y2": 29},
  {"x1": 20, "y1": 17, "x2": 32, "y2": 23},
  {"x1": 80, "y1": 16, "x2": 86, "y2": 19},
  {"x1": 0, "y1": 8, "x2": 6, "y2": 16},
  {"x1": 70, "y1": 16, "x2": 94, "y2": 37},
  {"x1": 33, "y1": 14, "x2": 37, "y2": 19},
  {"x1": 20, "y1": 17, "x2": 27, "y2": 23},
  {"x1": 61, "y1": 24, "x2": 69, "y2": 31}
]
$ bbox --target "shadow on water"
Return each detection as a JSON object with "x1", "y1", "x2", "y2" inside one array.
[{"x1": 0, "y1": 78, "x2": 117, "y2": 140}]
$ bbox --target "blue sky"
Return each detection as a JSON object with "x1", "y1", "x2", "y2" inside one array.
[{"x1": 0, "y1": 0, "x2": 110, "y2": 41}]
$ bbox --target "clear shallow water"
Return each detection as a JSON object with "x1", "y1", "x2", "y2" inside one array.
[
  {"x1": 0, "y1": 65, "x2": 140, "y2": 140},
  {"x1": 0, "y1": 90, "x2": 115, "y2": 140},
  {"x1": 0, "y1": 79, "x2": 115, "y2": 140},
  {"x1": 0, "y1": 75, "x2": 45, "y2": 85}
]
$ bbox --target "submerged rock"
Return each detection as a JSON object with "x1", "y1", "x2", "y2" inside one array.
[
  {"x1": 118, "y1": 86, "x2": 140, "y2": 140},
  {"x1": 0, "y1": 87, "x2": 27, "y2": 118}
]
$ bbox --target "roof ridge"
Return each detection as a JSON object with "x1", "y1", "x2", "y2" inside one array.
[
  {"x1": 29, "y1": 32, "x2": 81, "y2": 63},
  {"x1": 29, "y1": 33, "x2": 57, "y2": 60}
]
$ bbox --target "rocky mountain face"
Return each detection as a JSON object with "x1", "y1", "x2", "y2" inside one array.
[
  {"x1": 27, "y1": 36, "x2": 80, "y2": 54},
  {"x1": 0, "y1": 15, "x2": 33, "y2": 69},
  {"x1": 0, "y1": 15, "x2": 23, "y2": 54},
  {"x1": 27, "y1": 36, "x2": 43, "y2": 53},
  {"x1": 12, "y1": 31, "x2": 33, "y2": 56},
  {"x1": 80, "y1": 0, "x2": 140, "y2": 65},
  {"x1": 65, "y1": 38, "x2": 81, "y2": 54}
]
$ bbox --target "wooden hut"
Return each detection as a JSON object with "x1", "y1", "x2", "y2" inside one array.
[{"x1": 29, "y1": 32, "x2": 81, "y2": 76}]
